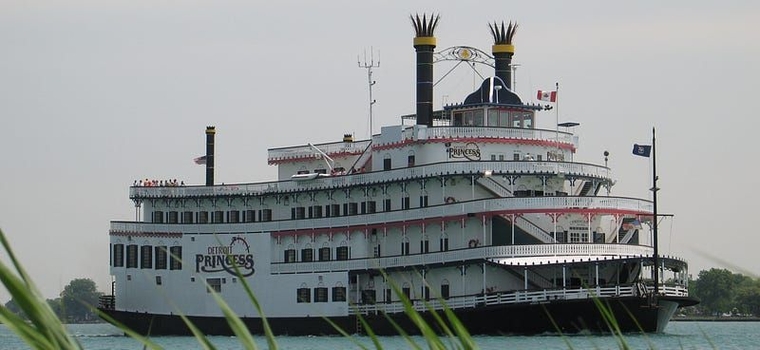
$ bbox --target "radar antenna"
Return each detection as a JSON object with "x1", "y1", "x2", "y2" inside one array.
[{"x1": 358, "y1": 48, "x2": 380, "y2": 138}]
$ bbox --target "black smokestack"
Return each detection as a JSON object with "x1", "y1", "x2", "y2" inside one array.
[
  {"x1": 411, "y1": 13, "x2": 439, "y2": 127},
  {"x1": 205, "y1": 126, "x2": 215, "y2": 186},
  {"x1": 489, "y1": 21, "x2": 517, "y2": 90}
]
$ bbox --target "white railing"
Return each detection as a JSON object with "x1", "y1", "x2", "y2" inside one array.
[
  {"x1": 354, "y1": 284, "x2": 689, "y2": 315},
  {"x1": 113, "y1": 197, "x2": 654, "y2": 240},
  {"x1": 266, "y1": 244, "x2": 655, "y2": 274},
  {"x1": 418, "y1": 127, "x2": 575, "y2": 145},
  {"x1": 512, "y1": 215, "x2": 554, "y2": 243},
  {"x1": 476, "y1": 177, "x2": 512, "y2": 198},
  {"x1": 130, "y1": 161, "x2": 612, "y2": 199},
  {"x1": 267, "y1": 140, "x2": 372, "y2": 162}
]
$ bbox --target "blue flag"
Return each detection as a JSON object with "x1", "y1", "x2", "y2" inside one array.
[{"x1": 632, "y1": 144, "x2": 651, "y2": 157}]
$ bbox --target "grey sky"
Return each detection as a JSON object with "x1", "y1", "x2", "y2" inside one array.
[{"x1": 1, "y1": 1, "x2": 758, "y2": 302}]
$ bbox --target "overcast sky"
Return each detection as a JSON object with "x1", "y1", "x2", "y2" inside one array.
[{"x1": 1, "y1": 1, "x2": 758, "y2": 301}]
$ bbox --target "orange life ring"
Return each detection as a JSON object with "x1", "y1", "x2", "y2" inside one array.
[{"x1": 445, "y1": 196, "x2": 456, "y2": 204}]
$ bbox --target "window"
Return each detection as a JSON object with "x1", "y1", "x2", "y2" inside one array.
[
  {"x1": 284, "y1": 249, "x2": 297, "y2": 263},
  {"x1": 336, "y1": 246, "x2": 349, "y2": 261},
  {"x1": 420, "y1": 239, "x2": 429, "y2": 254},
  {"x1": 167, "y1": 211, "x2": 178, "y2": 224},
  {"x1": 198, "y1": 211, "x2": 209, "y2": 224},
  {"x1": 487, "y1": 109, "x2": 498, "y2": 126},
  {"x1": 453, "y1": 112, "x2": 463, "y2": 126},
  {"x1": 366, "y1": 201, "x2": 376, "y2": 213},
  {"x1": 155, "y1": 276, "x2": 162, "y2": 286},
  {"x1": 384, "y1": 288, "x2": 392, "y2": 303},
  {"x1": 491, "y1": 154, "x2": 497, "y2": 161},
  {"x1": 373, "y1": 245, "x2": 381, "y2": 258},
  {"x1": 297, "y1": 287, "x2": 311, "y2": 303},
  {"x1": 292, "y1": 207, "x2": 305, "y2": 219},
  {"x1": 422, "y1": 286, "x2": 430, "y2": 301},
  {"x1": 330, "y1": 204, "x2": 341, "y2": 217},
  {"x1": 402, "y1": 286, "x2": 411, "y2": 300},
  {"x1": 401, "y1": 240, "x2": 410, "y2": 255},
  {"x1": 347, "y1": 203, "x2": 358, "y2": 215},
  {"x1": 513, "y1": 153, "x2": 521, "y2": 161},
  {"x1": 206, "y1": 278, "x2": 222, "y2": 293},
  {"x1": 407, "y1": 155, "x2": 415, "y2": 167},
  {"x1": 384, "y1": 199, "x2": 391, "y2": 211},
  {"x1": 228, "y1": 210, "x2": 240, "y2": 223},
  {"x1": 383, "y1": 157, "x2": 391, "y2": 170},
  {"x1": 318, "y1": 247, "x2": 331, "y2": 261},
  {"x1": 556, "y1": 231, "x2": 567, "y2": 243},
  {"x1": 419, "y1": 195, "x2": 429, "y2": 207},
  {"x1": 182, "y1": 211, "x2": 194, "y2": 224},
  {"x1": 332, "y1": 286, "x2": 347, "y2": 302},
  {"x1": 213, "y1": 210, "x2": 224, "y2": 223},
  {"x1": 441, "y1": 283, "x2": 450, "y2": 300},
  {"x1": 311, "y1": 205, "x2": 322, "y2": 218},
  {"x1": 536, "y1": 154, "x2": 543, "y2": 161},
  {"x1": 126, "y1": 245, "x2": 138, "y2": 268},
  {"x1": 260, "y1": 209, "x2": 272, "y2": 222},
  {"x1": 169, "y1": 246, "x2": 182, "y2": 270},
  {"x1": 440, "y1": 237, "x2": 449, "y2": 251},
  {"x1": 314, "y1": 287, "x2": 328, "y2": 302},
  {"x1": 361, "y1": 290, "x2": 377, "y2": 304},
  {"x1": 499, "y1": 154, "x2": 505, "y2": 161},
  {"x1": 140, "y1": 245, "x2": 152, "y2": 269},
  {"x1": 155, "y1": 246, "x2": 167, "y2": 270},
  {"x1": 244, "y1": 210, "x2": 255, "y2": 223},
  {"x1": 113, "y1": 244, "x2": 124, "y2": 267},
  {"x1": 401, "y1": 196, "x2": 410, "y2": 210},
  {"x1": 499, "y1": 110, "x2": 510, "y2": 127},
  {"x1": 301, "y1": 248, "x2": 314, "y2": 262},
  {"x1": 152, "y1": 211, "x2": 164, "y2": 223}
]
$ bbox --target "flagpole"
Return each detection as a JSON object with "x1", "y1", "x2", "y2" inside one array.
[
  {"x1": 555, "y1": 82, "x2": 559, "y2": 155},
  {"x1": 651, "y1": 126, "x2": 660, "y2": 296}
]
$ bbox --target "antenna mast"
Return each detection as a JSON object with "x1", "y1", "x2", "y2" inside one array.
[{"x1": 358, "y1": 48, "x2": 380, "y2": 138}]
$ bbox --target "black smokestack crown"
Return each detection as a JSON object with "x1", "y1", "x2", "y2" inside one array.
[
  {"x1": 411, "y1": 13, "x2": 439, "y2": 127},
  {"x1": 489, "y1": 21, "x2": 517, "y2": 90},
  {"x1": 205, "y1": 126, "x2": 215, "y2": 186}
]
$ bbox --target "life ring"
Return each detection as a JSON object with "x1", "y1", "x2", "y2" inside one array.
[
  {"x1": 445, "y1": 196, "x2": 456, "y2": 204},
  {"x1": 468, "y1": 239, "x2": 479, "y2": 248}
]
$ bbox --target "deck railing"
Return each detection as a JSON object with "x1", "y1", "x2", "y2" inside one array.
[
  {"x1": 354, "y1": 284, "x2": 689, "y2": 315},
  {"x1": 129, "y1": 160, "x2": 611, "y2": 199}
]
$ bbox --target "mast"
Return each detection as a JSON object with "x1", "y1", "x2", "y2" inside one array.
[
  {"x1": 651, "y1": 127, "x2": 660, "y2": 295},
  {"x1": 358, "y1": 49, "x2": 379, "y2": 138}
]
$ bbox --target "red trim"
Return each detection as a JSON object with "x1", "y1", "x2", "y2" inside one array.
[
  {"x1": 110, "y1": 230, "x2": 183, "y2": 238},
  {"x1": 372, "y1": 137, "x2": 575, "y2": 152},
  {"x1": 270, "y1": 208, "x2": 648, "y2": 238}
]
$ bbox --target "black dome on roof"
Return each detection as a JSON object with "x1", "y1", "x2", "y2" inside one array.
[{"x1": 463, "y1": 76, "x2": 522, "y2": 105}]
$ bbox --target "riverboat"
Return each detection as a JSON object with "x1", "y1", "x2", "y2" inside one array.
[{"x1": 99, "y1": 15, "x2": 698, "y2": 335}]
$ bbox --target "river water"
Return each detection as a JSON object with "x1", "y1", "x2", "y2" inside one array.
[{"x1": 1, "y1": 321, "x2": 758, "y2": 349}]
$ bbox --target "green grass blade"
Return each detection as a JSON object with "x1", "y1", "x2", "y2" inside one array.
[
  {"x1": 209, "y1": 287, "x2": 258, "y2": 350},
  {"x1": 321, "y1": 312, "x2": 371, "y2": 350},
  {"x1": 0, "y1": 228, "x2": 81, "y2": 349},
  {"x1": 177, "y1": 313, "x2": 218, "y2": 350},
  {"x1": 95, "y1": 309, "x2": 164, "y2": 350}
]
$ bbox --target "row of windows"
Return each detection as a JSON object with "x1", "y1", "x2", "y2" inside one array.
[
  {"x1": 324, "y1": 284, "x2": 449, "y2": 305},
  {"x1": 151, "y1": 196, "x2": 432, "y2": 224},
  {"x1": 554, "y1": 231, "x2": 605, "y2": 243},
  {"x1": 282, "y1": 238, "x2": 449, "y2": 263},
  {"x1": 152, "y1": 209, "x2": 272, "y2": 224},
  {"x1": 296, "y1": 286, "x2": 347, "y2": 303},
  {"x1": 112, "y1": 244, "x2": 182, "y2": 270}
]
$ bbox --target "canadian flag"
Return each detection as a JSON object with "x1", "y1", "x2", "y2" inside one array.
[{"x1": 537, "y1": 90, "x2": 557, "y2": 102}]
